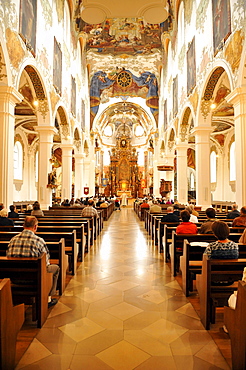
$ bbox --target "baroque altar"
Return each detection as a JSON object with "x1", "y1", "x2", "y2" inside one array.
[{"x1": 109, "y1": 135, "x2": 140, "y2": 197}]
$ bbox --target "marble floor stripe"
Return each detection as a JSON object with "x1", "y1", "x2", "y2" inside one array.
[{"x1": 16, "y1": 208, "x2": 230, "y2": 370}]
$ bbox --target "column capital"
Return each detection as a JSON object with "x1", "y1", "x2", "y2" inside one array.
[
  {"x1": 191, "y1": 126, "x2": 213, "y2": 136},
  {"x1": 34, "y1": 125, "x2": 56, "y2": 134},
  {"x1": 0, "y1": 86, "x2": 23, "y2": 104},
  {"x1": 226, "y1": 86, "x2": 246, "y2": 105}
]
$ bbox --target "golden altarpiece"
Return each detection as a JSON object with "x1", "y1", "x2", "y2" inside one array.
[{"x1": 108, "y1": 136, "x2": 141, "y2": 197}]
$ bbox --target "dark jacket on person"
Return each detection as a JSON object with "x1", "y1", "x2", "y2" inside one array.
[
  {"x1": 226, "y1": 210, "x2": 240, "y2": 219},
  {"x1": 8, "y1": 211, "x2": 19, "y2": 218},
  {"x1": 0, "y1": 217, "x2": 14, "y2": 226},
  {"x1": 161, "y1": 213, "x2": 180, "y2": 223}
]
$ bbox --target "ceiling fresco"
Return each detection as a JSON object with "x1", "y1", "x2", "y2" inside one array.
[
  {"x1": 90, "y1": 68, "x2": 159, "y2": 128},
  {"x1": 83, "y1": 18, "x2": 163, "y2": 55}
]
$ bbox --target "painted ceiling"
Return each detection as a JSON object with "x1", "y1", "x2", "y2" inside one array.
[{"x1": 83, "y1": 18, "x2": 163, "y2": 55}]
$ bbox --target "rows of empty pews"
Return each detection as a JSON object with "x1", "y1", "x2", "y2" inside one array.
[
  {"x1": 140, "y1": 205, "x2": 246, "y2": 369},
  {"x1": 0, "y1": 203, "x2": 114, "y2": 370}
]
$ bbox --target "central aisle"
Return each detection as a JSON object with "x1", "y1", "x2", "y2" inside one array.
[{"x1": 16, "y1": 209, "x2": 229, "y2": 369}]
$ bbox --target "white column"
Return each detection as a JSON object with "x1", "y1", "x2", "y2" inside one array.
[
  {"x1": 227, "y1": 87, "x2": 246, "y2": 208},
  {"x1": 192, "y1": 126, "x2": 213, "y2": 209},
  {"x1": 60, "y1": 144, "x2": 73, "y2": 200},
  {"x1": 74, "y1": 153, "x2": 84, "y2": 199},
  {"x1": 175, "y1": 143, "x2": 189, "y2": 205},
  {"x1": 153, "y1": 159, "x2": 160, "y2": 197},
  {"x1": 35, "y1": 126, "x2": 56, "y2": 209},
  {"x1": 165, "y1": 154, "x2": 175, "y2": 200},
  {"x1": 0, "y1": 87, "x2": 22, "y2": 208}
]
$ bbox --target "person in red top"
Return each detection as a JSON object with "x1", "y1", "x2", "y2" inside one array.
[
  {"x1": 176, "y1": 210, "x2": 198, "y2": 234},
  {"x1": 140, "y1": 199, "x2": 149, "y2": 208}
]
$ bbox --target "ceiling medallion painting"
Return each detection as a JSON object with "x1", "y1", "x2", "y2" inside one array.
[
  {"x1": 83, "y1": 18, "x2": 163, "y2": 55},
  {"x1": 90, "y1": 68, "x2": 159, "y2": 126}
]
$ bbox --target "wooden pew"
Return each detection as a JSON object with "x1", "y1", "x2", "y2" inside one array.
[
  {"x1": 0, "y1": 230, "x2": 78, "y2": 276},
  {"x1": 0, "y1": 239, "x2": 67, "y2": 295},
  {"x1": 158, "y1": 223, "x2": 179, "y2": 257},
  {"x1": 180, "y1": 241, "x2": 246, "y2": 297},
  {"x1": 224, "y1": 280, "x2": 246, "y2": 370},
  {"x1": 0, "y1": 278, "x2": 25, "y2": 370},
  {"x1": 170, "y1": 231, "x2": 243, "y2": 277},
  {"x1": 196, "y1": 256, "x2": 246, "y2": 329},
  {"x1": 0, "y1": 253, "x2": 53, "y2": 328},
  {"x1": 0, "y1": 222, "x2": 87, "y2": 261}
]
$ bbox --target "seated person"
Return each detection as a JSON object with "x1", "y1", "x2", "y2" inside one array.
[
  {"x1": 199, "y1": 207, "x2": 216, "y2": 234},
  {"x1": 232, "y1": 206, "x2": 246, "y2": 227},
  {"x1": 6, "y1": 216, "x2": 59, "y2": 307},
  {"x1": 185, "y1": 206, "x2": 198, "y2": 223},
  {"x1": 8, "y1": 204, "x2": 19, "y2": 218},
  {"x1": 227, "y1": 204, "x2": 240, "y2": 220},
  {"x1": 115, "y1": 199, "x2": 121, "y2": 210},
  {"x1": 203, "y1": 220, "x2": 239, "y2": 259},
  {"x1": 176, "y1": 210, "x2": 198, "y2": 234},
  {"x1": 0, "y1": 208, "x2": 14, "y2": 226},
  {"x1": 25, "y1": 204, "x2": 33, "y2": 214},
  {"x1": 161, "y1": 206, "x2": 179, "y2": 223},
  {"x1": 189, "y1": 204, "x2": 199, "y2": 217},
  {"x1": 173, "y1": 204, "x2": 180, "y2": 217},
  {"x1": 31, "y1": 202, "x2": 44, "y2": 217},
  {"x1": 140, "y1": 199, "x2": 149, "y2": 208},
  {"x1": 81, "y1": 199, "x2": 99, "y2": 218},
  {"x1": 149, "y1": 200, "x2": 162, "y2": 214}
]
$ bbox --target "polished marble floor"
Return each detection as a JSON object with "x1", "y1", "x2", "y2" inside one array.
[{"x1": 16, "y1": 208, "x2": 230, "y2": 369}]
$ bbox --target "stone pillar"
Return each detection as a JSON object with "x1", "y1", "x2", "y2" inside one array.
[
  {"x1": 153, "y1": 159, "x2": 160, "y2": 197},
  {"x1": 227, "y1": 87, "x2": 246, "y2": 208},
  {"x1": 175, "y1": 143, "x2": 189, "y2": 205},
  {"x1": 74, "y1": 153, "x2": 84, "y2": 199},
  {"x1": 35, "y1": 126, "x2": 56, "y2": 209},
  {"x1": 0, "y1": 87, "x2": 22, "y2": 207},
  {"x1": 60, "y1": 144, "x2": 73, "y2": 200},
  {"x1": 165, "y1": 154, "x2": 175, "y2": 200},
  {"x1": 192, "y1": 126, "x2": 213, "y2": 209}
]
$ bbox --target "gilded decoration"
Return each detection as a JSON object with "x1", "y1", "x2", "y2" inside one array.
[
  {"x1": 0, "y1": 52, "x2": 7, "y2": 81},
  {"x1": 50, "y1": 89, "x2": 60, "y2": 112},
  {"x1": 225, "y1": 30, "x2": 244, "y2": 72},
  {"x1": 6, "y1": 28, "x2": 25, "y2": 69},
  {"x1": 63, "y1": 42, "x2": 70, "y2": 67},
  {"x1": 37, "y1": 98, "x2": 49, "y2": 119},
  {"x1": 178, "y1": 44, "x2": 185, "y2": 72},
  {"x1": 203, "y1": 67, "x2": 225, "y2": 101},
  {"x1": 25, "y1": 66, "x2": 46, "y2": 100},
  {"x1": 184, "y1": 0, "x2": 193, "y2": 25},
  {"x1": 189, "y1": 88, "x2": 198, "y2": 113},
  {"x1": 55, "y1": 0, "x2": 64, "y2": 23},
  {"x1": 201, "y1": 99, "x2": 212, "y2": 119},
  {"x1": 57, "y1": 106, "x2": 68, "y2": 125},
  {"x1": 196, "y1": 0, "x2": 209, "y2": 32},
  {"x1": 40, "y1": 0, "x2": 52, "y2": 28}
]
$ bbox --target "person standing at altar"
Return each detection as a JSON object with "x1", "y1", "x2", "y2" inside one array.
[{"x1": 121, "y1": 192, "x2": 127, "y2": 207}]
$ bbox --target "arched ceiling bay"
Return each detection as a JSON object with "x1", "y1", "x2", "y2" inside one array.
[{"x1": 94, "y1": 102, "x2": 155, "y2": 147}]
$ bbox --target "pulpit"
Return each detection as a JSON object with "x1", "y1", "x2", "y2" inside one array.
[{"x1": 160, "y1": 179, "x2": 172, "y2": 197}]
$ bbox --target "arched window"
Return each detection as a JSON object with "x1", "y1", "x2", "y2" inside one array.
[
  {"x1": 14, "y1": 141, "x2": 23, "y2": 180},
  {"x1": 190, "y1": 172, "x2": 195, "y2": 189},
  {"x1": 103, "y1": 150, "x2": 110, "y2": 166},
  {"x1": 137, "y1": 149, "x2": 144, "y2": 166},
  {"x1": 210, "y1": 151, "x2": 217, "y2": 183},
  {"x1": 230, "y1": 142, "x2": 236, "y2": 181}
]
